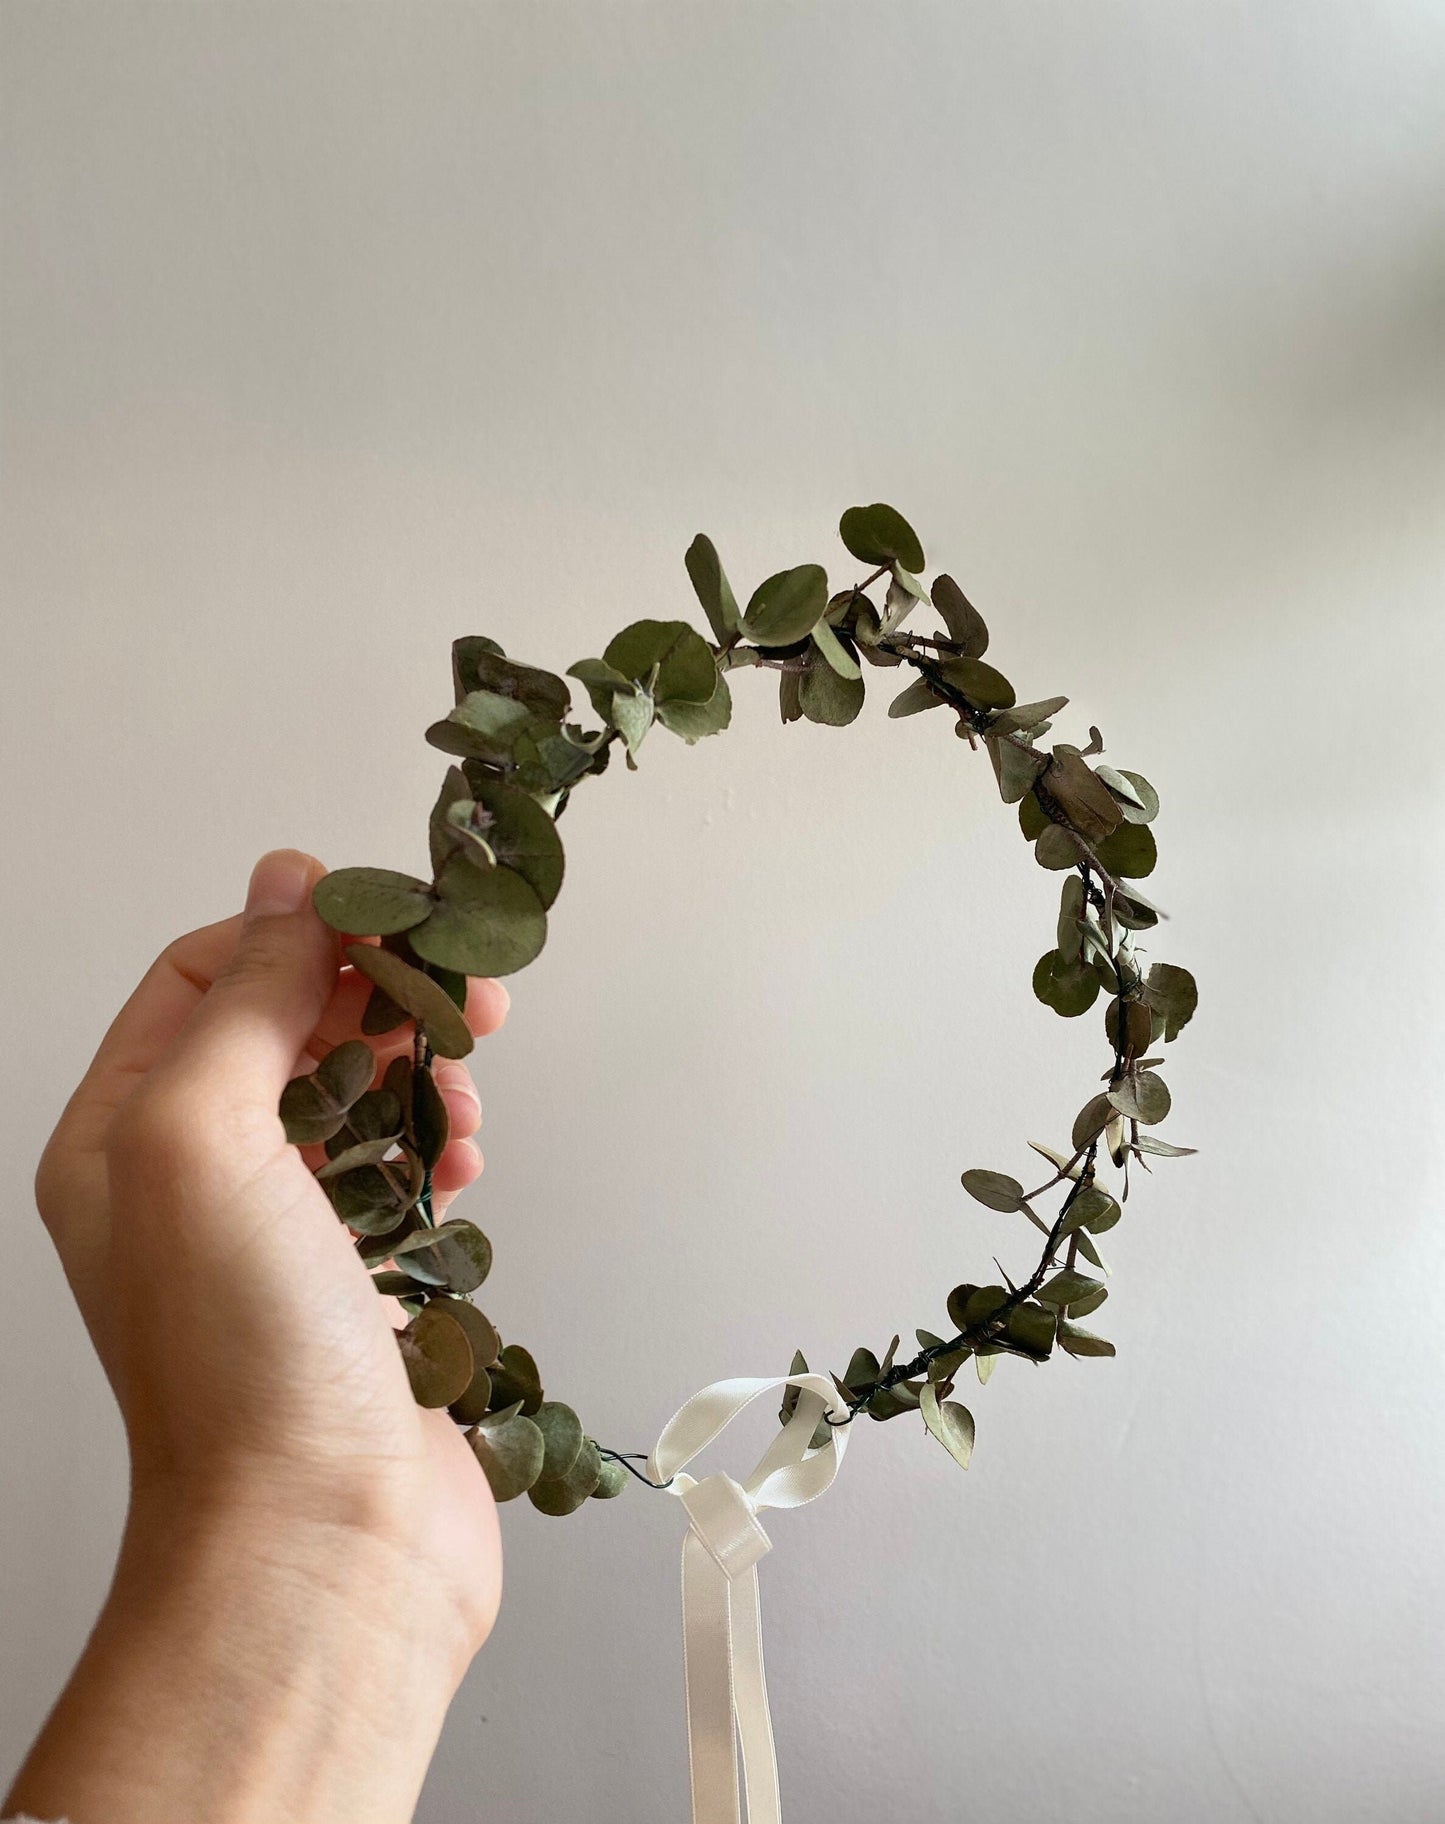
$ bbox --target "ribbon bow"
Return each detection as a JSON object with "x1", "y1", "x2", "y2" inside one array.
[{"x1": 647, "y1": 1372, "x2": 852, "y2": 1824}]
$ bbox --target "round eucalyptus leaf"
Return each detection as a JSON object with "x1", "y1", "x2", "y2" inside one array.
[
  {"x1": 315, "y1": 1136, "x2": 399, "y2": 1179},
  {"x1": 431, "y1": 1298, "x2": 500, "y2": 1370},
  {"x1": 529, "y1": 1438, "x2": 602, "y2": 1516},
  {"x1": 390, "y1": 1218, "x2": 493, "y2": 1292},
  {"x1": 1036, "y1": 1268, "x2": 1105, "y2": 1309},
  {"x1": 603, "y1": 619, "x2": 717, "y2": 705},
  {"x1": 1031, "y1": 950, "x2": 1101, "y2": 1018},
  {"x1": 312, "y1": 868, "x2": 433, "y2": 937},
  {"x1": 920, "y1": 1384, "x2": 975, "y2": 1470},
  {"x1": 1143, "y1": 962, "x2": 1198, "y2": 1040},
  {"x1": 488, "y1": 1342, "x2": 543, "y2": 1414},
  {"x1": 936, "y1": 657, "x2": 1015, "y2": 710},
  {"x1": 684, "y1": 533, "x2": 743, "y2": 642},
  {"x1": 838, "y1": 503, "x2": 925, "y2": 574},
  {"x1": 1107, "y1": 1070, "x2": 1171, "y2": 1125},
  {"x1": 330, "y1": 1161, "x2": 415, "y2": 1233},
  {"x1": 744, "y1": 565, "x2": 828, "y2": 648},
  {"x1": 463, "y1": 776, "x2": 566, "y2": 908},
  {"x1": 929, "y1": 574, "x2": 988, "y2": 656},
  {"x1": 330, "y1": 1086, "x2": 403, "y2": 1148},
  {"x1": 344, "y1": 943, "x2": 475, "y2": 1060},
  {"x1": 533, "y1": 1401, "x2": 585, "y2": 1482},
  {"x1": 592, "y1": 1457, "x2": 630, "y2": 1499},
  {"x1": 468, "y1": 1409, "x2": 546, "y2": 1501},
  {"x1": 410, "y1": 858, "x2": 547, "y2": 979},
  {"x1": 425, "y1": 690, "x2": 538, "y2": 763},
  {"x1": 1093, "y1": 821, "x2": 1157, "y2": 880},
  {"x1": 799, "y1": 655, "x2": 865, "y2": 726},
  {"x1": 1056, "y1": 875, "x2": 1086, "y2": 962},
  {"x1": 370, "y1": 1270, "x2": 424, "y2": 1297},
  {"x1": 1096, "y1": 766, "x2": 1159, "y2": 824},
  {"x1": 279, "y1": 1074, "x2": 346, "y2": 1147},
  {"x1": 397, "y1": 1303, "x2": 475, "y2": 1409},
  {"x1": 451, "y1": 646, "x2": 571, "y2": 722},
  {"x1": 960, "y1": 1169, "x2": 1026, "y2": 1212},
  {"x1": 1018, "y1": 790, "x2": 1048, "y2": 841},
  {"x1": 316, "y1": 1039, "x2": 376, "y2": 1109},
  {"x1": 1104, "y1": 995, "x2": 1154, "y2": 1059},
  {"x1": 1043, "y1": 749, "x2": 1122, "y2": 844},
  {"x1": 449, "y1": 1365, "x2": 495, "y2": 1426},
  {"x1": 360, "y1": 983, "x2": 409, "y2": 1037},
  {"x1": 811, "y1": 619, "x2": 861, "y2": 680},
  {"x1": 1058, "y1": 1323, "x2": 1116, "y2": 1358},
  {"x1": 1035, "y1": 824, "x2": 1081, "y2": 870},
  {"x1": 888, "y1": 677, "x2": 945, "y2": 718},
  {"x1": 656, "y1": 672, "x2": 733, "y2": 743},
  {"x1": 409, "y1": 1063, "x2": 450, "y2": 1171},
  {"x1": 1072, "y1": 1092, "x2": 1114, "y2": 1149}
]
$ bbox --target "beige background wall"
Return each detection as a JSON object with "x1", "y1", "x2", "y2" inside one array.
[{"x1": 3, "y1": 4, "x2": 1444, "y2": 1819}]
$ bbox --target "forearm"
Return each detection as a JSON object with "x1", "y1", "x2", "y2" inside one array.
[{"x1": 5, "y1": 1488, "x2": 468, "y2": 1824}]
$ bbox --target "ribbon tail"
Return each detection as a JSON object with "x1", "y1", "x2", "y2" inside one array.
[
  {"x1": 682, "y1": 1531, "x2": 742, "y2": 1824},
  {"x1": 731, "y1": 1562, "x2": 781, "y2": 1824}
]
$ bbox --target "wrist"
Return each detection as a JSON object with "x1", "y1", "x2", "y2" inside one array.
[{"x1": 6, "y1": 1481, "x2": 470, "y2": 1824}]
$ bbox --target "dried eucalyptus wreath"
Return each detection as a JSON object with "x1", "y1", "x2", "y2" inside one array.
[{"x1": 279, "y1": 503, "x2": 1197, "y2": 1516}]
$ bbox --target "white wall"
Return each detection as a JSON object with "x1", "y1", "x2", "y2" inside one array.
[{"x1": 3, "y1": 5, "x2": 1443, "y2": 1819}]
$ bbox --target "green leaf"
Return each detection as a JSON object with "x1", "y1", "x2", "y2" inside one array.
[
  {"x1": 1058, "y1": 1323, "x2": 1116, "y2": 1358},
  {"x1": 344, "y1": 944, "x2": 475, "y2": 1059},
  {"x1": 1035, "y1": 824, "x2": 1082, "y2": 870},
  {"x1": 811, "y1": 618, "x2": 862, "y2": 680},
  {"x1": 1031, "y1": 950, "x2": 1101, "y2": 1018},
  {"x1": 278, "y1": 1040, "x2": 376, "y2": 1146},
  {"x1": 1056, "y1": 875, "x2": 1086, "y2": 963},
  {"x1": 312, "y1": 869, "x2": 432, "y2": 938},
  {"x1": 1142, "y1": 962, "x2": 1198, "y2": 1041},
  {"x1": 684, "y1": 533, "x2": 743, "y2": 642},
  {"x1": 1043, "y1": 749, "x2": 1123, "y2": 844},
  {"x1": 448, "y1": 1362, "x2": 495, "y2": 1427},
  {"x1": 425, "y1": 690, "x2": 539, "y2": 762},
  {"x1": 888, "y1": 677, "x2": 946, "y2": 718},
  {"x1": 329, "y1": 1158, "x2": 419, "y2": 1233},
  {"x1": 744, "y1": 565, "x2": 829, "y2": 647},
  {"x1": 488, "y1": 1342, "x2": 543, "y2": 1414},
  {"x1": 410, "y1": 857, "x2": 547, "y2": 978},
  {"x1": 397, "y1": 1302, "x2": 475, "y2": 1409},
  {"x1": 463, "y1": 776, "x2": 565, "y2": 908},
  {"x1": 1036, "y1": 1269, "x2": 1105, "y2": 1308},
  {"x1": 990, "y1": 696, "x2": 1069, "y2": 736},
  {"x1": 468, "y1": 1405, "x2": 546, "y2": 1501},
  {"x1": 389, "y1": 1218, "x2": 493, "y2": 1293},
  {"x1": 592, "y1": 1457, "x2": 630, "y2": 1499},
  {"x1": 779, "y1": 668, "x2": 803, "y2": 724},
  {"x1": 408, "y1": 1064, "x2": 450, "y2": 1172},
  {"x1": 1107, "y1": 1070, "x2": 1171, "y2": 1125},
  {"x1": 603, "y1": 619, "x2": 717, "y2": 705},
  {"x1": 799, "y1": 654, "x2": 865, "y2": 726},
  {"x1": 1093, "y1": 821, "x2": 1157, "y2": 879},
  {"x1": 1059, "y1": 1184, "x2": 1122, "y2": 1236},
  {"x1": 433, "y1": 1298, "x2": 500, "y2": 1371},
  {"x1": 566, "y1": 656, "x2": 633, "y2": 721},
  {"x1": 334, "y1": 1084, "x2": 403, "y2": 1146},
  {"x1": 838, "y1": 503, "x2": 924, "y2": 574},
  {"x1": 936, "y1": 657, "x2": 1016, "y2": 710},
  {"x1": 533, "y1": 1401, "x2": 585, "y2": 1483},
  {"x1": 960, "y1": 1169, "x2": 1027, "y2": 1212},
  {"x1": 1134, "y1": 1133, "x2": 1197, "y2": 1157},
  {"x1": 844, "y1": 1346, "x2": 882, "y2": 1391},
  {"x1": 1096, "y1": 766, "x2": 1159, "y2": 824},
  {"x1": 1004, "y1": 1302, "x2": 1056, "y2": 1359},
  {"x1": 657, "y1": 671, "x2": 733, "y2": 743},
  {"x1": 452, "y1": 643, "x2": 571, "y2": 721},
  {"x1": 1018, "y1": 790, "x2": 1049, "y2": 841},
  {"x1": 529, "y1": 1438, "x2": 602, "y2": 1516},
  {"x1": 315, "y1": 1137, "x2": 399, "y2": 1178},
  {"x1": 609, "y1": 686, "x2": 654, "y2": 757},
  {"x1": 929, "y1": 575, "x2": 988, "y2": 656},
  {"x1": 1072, "y1": 1093, "x2": 1114, "y2": 1149},
  {"x1": 919, "y1": 1383, "x2": 975, "y2": 1469},
  {"x1": 988, "y1": 736, "x2": 1047, "y2": 804},
  {"x1": 429, "y1": 766, "x2": 475, "y2": 875}
]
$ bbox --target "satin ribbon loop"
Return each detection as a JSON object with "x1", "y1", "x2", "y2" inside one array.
[{"x1": 650, "y1": 1371, "x2": 853, "y2": 1824}]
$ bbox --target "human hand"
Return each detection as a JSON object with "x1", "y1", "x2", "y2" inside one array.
[{"x1": 9, "y1": 850, "x2": 509, "y2": 1824}]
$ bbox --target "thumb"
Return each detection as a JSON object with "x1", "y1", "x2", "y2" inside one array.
[{"x1": 163, "y1": 850, "x2": 340, "y2": 1112}]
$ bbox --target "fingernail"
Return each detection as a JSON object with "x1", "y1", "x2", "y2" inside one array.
[
  {"x1": 436, "y1": 1062, "x2": 482, "y2": 1112},
  {"x1": 244, "y1": 850, "x2": 313, "y2": 921}
]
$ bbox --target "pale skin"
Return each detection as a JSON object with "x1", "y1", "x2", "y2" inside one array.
[{"x1": 6, "y1": 850, "x2": 508, "y2": 1824}]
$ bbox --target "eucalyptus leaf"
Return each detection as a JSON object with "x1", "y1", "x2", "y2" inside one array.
[
  {"x1": 1044, "y1": 749, "x2": 1122, "y2": 844},
  {"x1": 390, "y1": 1218, "x2": 493, "y2": 1293},
  {"x1": 397, "y1": 1302, "x2": 475, "y2": 1409},
  {"x1": 1058, "y1": 1323, "x2": 1116, "y2": 1358},
  {"x1": 657, "y1": 672, "x2": 733, "y2": 743},
  {"x1": 529, "y1": 1438, "x2": 602, "y2": 1516},
  {"x1": 838, "y1": 503, "x2": 924, "y2": 574},
  {"x1": 1059, "y1": 1184, "x2": 1122, "y2": 1236},
  {"x1": 888, "y1": 678, "x2": 945, "y2": 718},
  {"x1": 1134, "y1": 1133, "x2": 1198, "y2": 1157},
  {"x1": 744, "y1": 565, "x2": 828, "y2": 647},
  {"x1": 489, "y1": 1342, "x2": 543, "y2": 1414},
  {"x1": 1142, "y1": 962, "x2": 1198, "y2": 1040},
  {"x1": 410, "y1": 857, "x2": 547, "y2": 978},
  {"x1": 460, "y1": 776, "x2": 566, "y2": 908},
  {"x1": 312, "y1": 869, "x2": 432, "y2": 938},
  {"x1": 1096, "y1": 766, "x2": 1159, "y2": 824},
  {"x1": 603, "y1": 619, "x2": 717, "y2": 705},
  {"x1": 799, "y1": 654, "x2": 865, "y2": 726},
  {"x1": 1032, "y1": 950, "x2": 1101, "y2": 1018},
  {"x1": 989, "y1": 735, "x2": 1047, "y2": 804},
  {"x1": 960, "y1": 1169, "x2": 1027, "y2": 1212},
  {"x1": 936, "y1": 657, "x2": 1016, "y2": 711},
  {"x1": 468, "y1": 1406, "x2": 546, "y2": 1501},
  {"x1": 425, "y1": 690, "x2": 539, "y2": 762},
  {"x1": 919, "y1": 1384, "x2": 975, "y2": 1469},
  {"x1": 1094, "y1": 821, "x2": 1157, "y2": 880},
  {"x1": 1036, "y1": 1269, "x2": 1105, "y2": 1308},
  {"x1": 1107, "y1": 1070, "x2": 1171, "y2": 1125},
  {"x1": 451, "y1": 644, "x2": 571, "y2": 722},
  {"x1": 592, "y1": 1457, "x2": 630, "y2": 1499},
  {"x1": 684, "y1": 533, "x2": 743, "y2": 642},
  {"x1": 533, "y1": 1401, "x2": 585, "y2": 1483},
  {"x1": 930, "y1": 575, "x2": 988, "y2": 655},
  {"x1": 811, "y1": 618, "x2": 862, "y2": 680},
  {"x1": 345, "y1": 944, "x2": 475, "y2": 1059},
  {"x1": 1035, "y1": 824, "x2": 1082, "y2": 870}
]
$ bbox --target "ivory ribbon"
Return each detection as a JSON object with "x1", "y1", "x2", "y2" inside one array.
[{"x1": 647, "y1": 1372, "x2": 852, "y2": 1824}]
